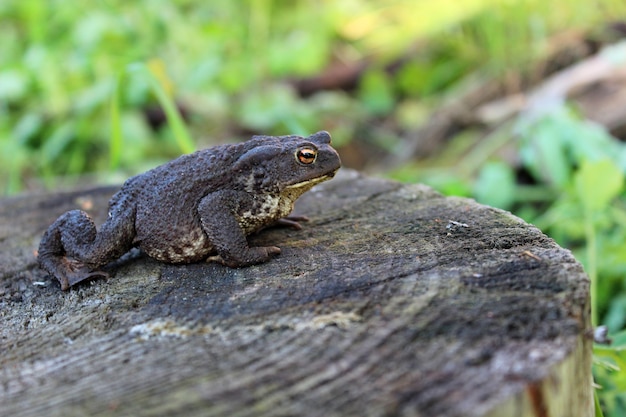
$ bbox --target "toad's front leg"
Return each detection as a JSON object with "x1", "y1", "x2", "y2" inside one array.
[
  {"x1": 38, "y1": 209, "x2": 135, "y2": 290},
  {"x1": 198, "y1": 191, "x2": 281, "y2": 267}
]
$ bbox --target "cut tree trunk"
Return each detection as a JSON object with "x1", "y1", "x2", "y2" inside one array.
[{"x1": 0, "y1": 170, "x2": 592, "y2": 417}]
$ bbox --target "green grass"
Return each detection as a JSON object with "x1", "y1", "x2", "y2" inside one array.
[
  {"x1": 2, "y1": 0, "x2": 626, "y2": 414},
  {"x1": 3, "y1": 0, "x2": 623, "y2": 193}
]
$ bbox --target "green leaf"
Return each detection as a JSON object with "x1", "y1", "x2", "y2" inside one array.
[
  {"x1": 358, "y1": 69, "x2": 395, "y2": 116},
  {"x1": 519, "y1": 113, "x2": 571, "y2": 188},
  {"x1": 474, "y1": 161, "x2": 516, "y2": 209},
  {"x1": 609, "y1": 329, "x2": 626, "y2": 349},
  {"x1": 574, "y1": 159, "x2": 624, "y2": 213},
  {"x1": 142, "y1": 61, "x2": 195, "y2": 154},
  {"x1": 13, "y1": 113, "x2": 43, "y2": 145},
  {"x1": 0, "y1": 70, "x2": 28, "y2": 101},
  {"x1": 594, "y1": 390, "x2": 604, "y2": 417},
  {"x1": 40, "y1": 121, "x2": 76, "y2": 165},
  {"x1": 109, "y1": 73, "x2": 124, "y2": 169},
  {"x1": 605, "y1": 295, "x2": 626, "y2": 333},
  {"x1": 236, "y1": 85, "x2": 303, "y2": 132}
]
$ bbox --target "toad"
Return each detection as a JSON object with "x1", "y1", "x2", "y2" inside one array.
[{"x1": 38, "y1": 131, "x2": 341, "y2": 290}]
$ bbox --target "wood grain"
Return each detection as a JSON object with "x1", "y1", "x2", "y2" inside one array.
[{"x1": 0, "y1": 170, "x2": 592, "y2": 417}]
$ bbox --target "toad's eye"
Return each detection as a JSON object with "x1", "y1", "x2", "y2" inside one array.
[{"x1": 296, "y1": 147, "x2": 317, "y2": 164}]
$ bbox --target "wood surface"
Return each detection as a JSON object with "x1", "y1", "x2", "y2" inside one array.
[{"x1": 0, "y1": 170, "x2": 593, "y2": 417}]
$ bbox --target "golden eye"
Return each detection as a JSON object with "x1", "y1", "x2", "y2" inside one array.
[{"x1": 297, "y1": 147, "x2": 317, "y2": 164}]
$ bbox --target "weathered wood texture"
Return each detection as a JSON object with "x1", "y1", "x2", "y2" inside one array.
[{"x1": 1, "y1": 170, "x2": 592, "y2": 417}]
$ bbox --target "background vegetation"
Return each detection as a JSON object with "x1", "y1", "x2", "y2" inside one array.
[{"x1": 2, "y1": 0, "x2": 626, "y2": 414}]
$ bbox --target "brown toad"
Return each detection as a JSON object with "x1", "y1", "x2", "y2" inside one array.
[{"x1": 38, "y1": 131, "x2": 341, "y2": 290}]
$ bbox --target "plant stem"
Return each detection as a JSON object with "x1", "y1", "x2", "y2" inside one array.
[{"x1": 584, "y1": 208, "x2": 598, "y2": 327}]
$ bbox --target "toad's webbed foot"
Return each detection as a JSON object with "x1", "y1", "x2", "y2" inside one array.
[
  {"x1": 37, "y1": 208, "x2": 135, "y2": 290},
  {"x1": 273, "y1": 215, "x2": 309, "y2": 230},
  {"x1": 51, "y1": 257, "x2": 110, "y2": 291}
]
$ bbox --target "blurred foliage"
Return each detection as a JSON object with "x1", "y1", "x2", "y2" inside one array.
[
  {"x1": 3, "y1": 0, "x2": 625, "y2": 191},
  {"x1": 2, "y1": 0, "x2": 626, "y2": 415},
  {"x1": 595, "y1": 330, "x2": 626, "y2": 416}
]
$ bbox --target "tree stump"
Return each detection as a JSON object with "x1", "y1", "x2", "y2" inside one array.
[{"x1": 0, "y1": 170, "x2": 592, "y2": 417}]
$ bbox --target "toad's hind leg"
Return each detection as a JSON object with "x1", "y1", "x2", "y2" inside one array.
[{"x1": 38, "y1": 209, "x2": 135, "y2": 290}]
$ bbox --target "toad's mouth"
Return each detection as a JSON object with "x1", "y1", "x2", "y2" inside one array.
[{"x1": 285, "y1": 169, "x2": 338, "y2": 190}]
